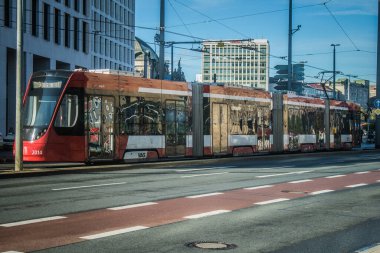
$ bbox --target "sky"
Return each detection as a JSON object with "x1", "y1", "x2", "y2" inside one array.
[{"x1": 135, "y1": 0, "x2": 378, "y2": 84}]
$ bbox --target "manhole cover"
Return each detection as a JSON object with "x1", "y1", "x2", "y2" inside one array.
[{"x1": 186, "y1": 241, "x2": 237, "y2": 250}]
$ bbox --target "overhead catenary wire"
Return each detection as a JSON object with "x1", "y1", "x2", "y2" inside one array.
[
  {"x1": 323, "y1": 3, "x2": 360, "y2": 51},
  {"x1": 167, "y1": 0, "x2": 332, "y2": 29}
]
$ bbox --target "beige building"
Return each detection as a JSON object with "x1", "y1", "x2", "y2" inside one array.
[
  {"x1": 201, "y1": 39, "x2": 270, "y2": 90},
  {"x1": 134, "y1": 37, "x2": 159, "y2": 79},
  {"x1": 327, "y1": 78, "x2": 370, "y2": 108}
]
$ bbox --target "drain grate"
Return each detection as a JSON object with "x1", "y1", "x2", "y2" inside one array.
[{"x1": 186, "y1": 241, "x2": 237, "y2": 250}]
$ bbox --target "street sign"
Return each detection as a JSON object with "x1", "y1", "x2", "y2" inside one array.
[
  {"x1": 374, "y1": 108, "x2": 380, "y2": 115},
  {"x1": 373, "y1": 98, "x2": 380, "y2": 109}
]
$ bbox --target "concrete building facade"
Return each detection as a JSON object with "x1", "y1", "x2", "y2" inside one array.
[
  {"x1": 333, "y1": 78, "x2": 370, "y2": 109},
  {"x1": 0, "y1": 0, "x2": 135, "y2": 135},
  {"x1": 201, "y1": 39, "x2": 270, "y2": 90},
  {"x1": 91, "y1": 0, "x2": 135, "y2": 71}
]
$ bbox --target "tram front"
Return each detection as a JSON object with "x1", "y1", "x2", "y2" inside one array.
[{"x1": 21, "y1": 70, "x2": 85, "y2": 162}]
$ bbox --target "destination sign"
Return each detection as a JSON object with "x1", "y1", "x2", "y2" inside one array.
[{"x1": 32, "y1": 81, "x2": 62, "y2": 89}]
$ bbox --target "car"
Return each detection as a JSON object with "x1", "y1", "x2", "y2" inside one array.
[
  {"x1": 3, "y1": 133, "x2": 14, "y2": 151},
  {"x1": 0, "y1": 132, "x2": 3, "y2": 150}
]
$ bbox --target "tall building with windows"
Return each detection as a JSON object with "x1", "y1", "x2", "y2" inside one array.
[
  {"x1": 91, "y1": 0, "x2": 135, "y2": 71},
  {"x1": 201, "y1": 39, "x2": 270, "y2": 90},
  {"x1": 0, "y1": 0, "x2": 135, "y2": 135}
]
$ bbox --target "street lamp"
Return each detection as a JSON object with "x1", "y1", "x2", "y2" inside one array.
[{"x1": 331, "y1": 43, "x2": 340, "y2": 99}]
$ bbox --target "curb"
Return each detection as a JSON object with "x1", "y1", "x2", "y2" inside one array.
[{"x1": 0, "y1": 149, "x2": 379, "y2": 179}]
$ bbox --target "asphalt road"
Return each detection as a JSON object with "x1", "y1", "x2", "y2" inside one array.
[{"x1": 0, "y1": 151, "x2": 380, "y2": 253}]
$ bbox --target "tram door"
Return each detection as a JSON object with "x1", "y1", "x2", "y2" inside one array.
[
  {"x1": 87, "y1": 96, "x2": 115, "y2": 160},
  {"x1": 212, "y1": 103, "x2": 228, "y2": 154},
  {"x1": 257, "y1": 107, "x2": 270, "y2": 152},
  {"x1": 165, "y1": 101, "x2": 186, "y2": 156}
]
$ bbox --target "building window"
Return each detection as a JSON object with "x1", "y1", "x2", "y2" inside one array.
[
  {"x1": 82, "y1": 0, "x2": 87, "y2": 15},
  {"x1": 74, "y1": 0, "x2": 79, "y2": 11},
  {"x1": 82, "y1": 21, "x2": 88, "y2": 53},
  {"x1": 65, "y1": 0, "x2": 70, "y2": 7},
  {"x1": 43, "y1": 3, "x2": 50, "y2": 41},
  {"x1": 64, "y1": 13, "x2": 70, "y2": 47},
  {"x1": 3, "y1": 0, "x2": 11, "y2": 27},
  {"x1": 54, "y1": 8, "x2": 61, "y2": 44},
  {"x1": 31, "y1": 0, "x2": 39, "y2": 36},
  {"x1": 73, "y1": 17, "x2": 79, "y2": 50}
]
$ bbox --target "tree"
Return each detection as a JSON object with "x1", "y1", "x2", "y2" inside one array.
[{"x1": 172, "y1": 58, "x2": 186, "y2": 81}]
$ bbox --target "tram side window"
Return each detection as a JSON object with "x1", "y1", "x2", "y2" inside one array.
[
  {"x1": 55, "y1": 94, "x2": 79, "y2": 127},
  {"x1": 203, "y1": 97, "x2": 210, "y2": 135},
  {"x1": 120, "y1": 96, "x2": 162, "y2": 135},
  {"x1": 54, "y1": 92, "x2": 84, "y2": 135}
]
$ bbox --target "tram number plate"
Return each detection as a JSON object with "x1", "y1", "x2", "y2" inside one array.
[{"x1": 124, "y1": 151, "x2": 148, "y2": 160}]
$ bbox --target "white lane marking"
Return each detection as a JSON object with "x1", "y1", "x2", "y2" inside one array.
[
  {"x1": 186, "y1": 192, "x2": 224, "y2": 199},
  {"x1": 255, "y1": 198, "x2": 289, "y2": 205},
  {"x1": 256, "y1": 171, "x2": 310, "y2": 178},
  {"x1": 1, "y1": 251, "x2": 24, "y2": 253},
  {"x1": 354, "y1": 243, "x2": 380, "y2": 253},
  {"x1": 184, "y1": 210, "x2": 230, "y2": 219},
  {"x1": 52, "y1": 182, "x2": 126, "y2": 191},
  {"x1": 310, "y1": 189, "x2": 334, "y2": 195},
  {"x1": 176, "y1": 166, "x2": 235, "y2": 172},
  {"x1": 377, "y1": 180, "x2": 380, "y2": 182},
  {"x1": 108, "y1": 202, "x2": 158, "y2": 211},
  {"x1": 176, "y1": 168, "x2": 214, "y2": 172},
  {"x1": 325, "y1": 175, "x2": 346, "y2": 179},
  {"x1": 354, "y1": 171, "x2": 370, "y2": 174},
  {"x1": 1, "y1": 216, "x2": 66, "y2": 227},
  {"x1": 181, "y1": 172, "x2": 229, "y2": 178},
  {"x1": 346, "y1": 183, "x2": 368, "y2": 188},
  {"x1": 244, "y1": 185, "x2": 273, "y2": 190},
  {"x1": 80, "y1": 226, "x2": 148, "y2": 240},
  {"x1": 288, "y1": 179, "x2": 313, "y2": 184}
]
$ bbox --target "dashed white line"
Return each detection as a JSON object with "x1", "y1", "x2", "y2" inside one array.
[
  {"x1": 288, "y1": 179, "x2": 313, "y2": 184},
  {"x1": 1, "y1": 216, "x2": 66, "y2": 227},
  {"x1": 1, "y1": 251, "x2": 24, "y2": 253},
  {"x1": 181, "y1": 172, "x2": 229, "y2": 178},
  {"x1": 244, "y1": 185, "x2": 273, "y2": 190},
  {"x1": 256, "y1": 171, "x2": 310, "y2": 178},
  {"x1": 310, "y1": 189, "x2": 334, "y2": 195},
  {"x1": 346, "y1": 183, "x2": 368, "y2": 188},
  {"x1": 325, "y1": 175, "x2": 346, "y2": 179},
  {"x1": 108, "y1": 202, "x2": 158, "y2": 211},
  {"x1": 354, "y1": 171, "x2": 370, "y2": 174},
  {"x1": 80, "y1": 226, "x2": 148, "y2": 240},
  {"x1": 186, "y1": 192, "x2": 224, "y2": 199},
  {"x1": 377, "y1": 180, "x2": 380, "y2": 183},
  {"x1": 176, "y1": 168, "x2": 216, "y2": 172},
  {"x1": 255, "y1": 198, "x2": 289, "y2": 205},
  {"x1": 184, "y1": 210, "x2": 231, "y2": 219},
  {"x1": 52, "y1": 182, "x2": 126, "y2": 191}
]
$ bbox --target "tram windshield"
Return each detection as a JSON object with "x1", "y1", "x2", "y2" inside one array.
[{"x1": 24, "y1": 76, "x2": 68, "y2": 141}]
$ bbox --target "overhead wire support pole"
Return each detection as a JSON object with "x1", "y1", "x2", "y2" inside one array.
[
  {"x1": 287, "y1": 0, "x2": 292, "y2": 91},
  {"x1": 15, "y1": 0, "x2": 24, "y2": 172},
  {"x1": 376, "y1": 0, "x2": 380, "y2": 149},
  {"x1": 331, "y1": 43, "x2": 340, "y2": 100},
  {"x1": 159, "y1": 0, "x2": 165, "y2": 80},
  {"x1": 171, "y1": 43, "x2": 174, "y2": 80}
]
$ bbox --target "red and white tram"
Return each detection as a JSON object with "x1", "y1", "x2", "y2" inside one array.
[{"x1": 20, "y1": 70, "x2": 361, "y2": 163}]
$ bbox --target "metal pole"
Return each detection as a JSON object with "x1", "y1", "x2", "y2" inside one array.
[
  {"x1": 325, "y1": 98, "x2": 330, "y2": 150},
  {"x1": 15, "y1": 0, "x2": 24, "y2": 172},
  {"x1": 171, "y1": 43, "x2": 174, "y2": 81},
  {"x1": 375, "y1": 0, "x2": 380, "y2": 148},
  {"x1": 333, "y1": 45, "x2": 336, "y2": 99},
  {"x1": 159, "y1": 0, "x2": 165, "y2": 80},
  {"x1": 287, "y1": 0, "x2": 292, "y2": 91},
  {"x1": 143, "y1": 51, "x2": 148, "y2": 78}
]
